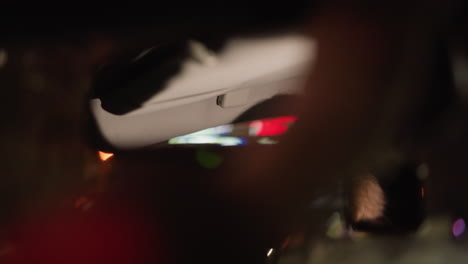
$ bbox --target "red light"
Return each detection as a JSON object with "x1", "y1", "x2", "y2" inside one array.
[{"x1": 249, "y1": 116, "x2": 297, "y2": 136}]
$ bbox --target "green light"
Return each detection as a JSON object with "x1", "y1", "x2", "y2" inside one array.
[{"x1": 196, "y1": 149, "x2": 224, "y2": 169}]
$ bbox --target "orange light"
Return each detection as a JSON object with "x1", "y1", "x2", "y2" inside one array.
[{"x1": 98, "y1": 151, "x2": 114, "y2": 161}]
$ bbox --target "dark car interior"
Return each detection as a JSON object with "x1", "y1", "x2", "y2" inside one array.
[{"x1": 2, "y1": 1, "x2": 468, "y2": 263}]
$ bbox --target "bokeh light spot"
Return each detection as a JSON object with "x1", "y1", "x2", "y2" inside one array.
[
  {"x1": 452, "y1": 218, "x2": 466, "y2": 237},
  {"x1": 196, "y1": 149, "x2": 224, "y2": 169},
  {"x1": 98, "y1": 151, "x2": 114, "y2": 161}
]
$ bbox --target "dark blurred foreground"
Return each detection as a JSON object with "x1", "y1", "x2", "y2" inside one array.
[{"x1": 3, "y1": 1, "x2": 468, "y2": 263}]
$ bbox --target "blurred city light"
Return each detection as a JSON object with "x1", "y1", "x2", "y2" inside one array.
[
  {"x1": 452, "y1": 218, "x2": 466, "y2": 237},
  {"x1": 353, "y1": 174, "x2": 385, "y2": 221},
  {"x1": 169, "y1": 135, "x2": 245, "y2": 146},
  {"x1": 196, "y1": 149, "x2": 224, "y2": 169},
  {"x1": 167, "y1": 116, "x2": 296, "y2": 146},
  {"x1": 249, "y1": 116, "x2": 297, "y2": 136},
  {"x1": 168, "y1": 124, "x2": 247, "y2": 146},
  {"x1": 98, "y1": 151, "x2": 114, "y2": 161},
  {"x1": 326, "y1": 212, "x2": 346, "y2": 239},
  {"x1": 257, "y1": 137, "x2": 279, "y2": 145}
]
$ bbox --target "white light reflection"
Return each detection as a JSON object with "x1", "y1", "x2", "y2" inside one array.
[
  {"x1": 267, "y1": 248, "x2": 274, "y2": 257},
  {"x1": 168, "y1": 125, "x2": 240, "y2": 145},
  {"x1": 168, "y1": 136, "x2": 245, "y2": 146}
]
